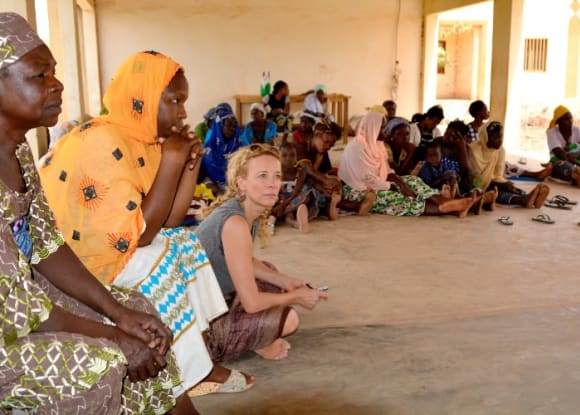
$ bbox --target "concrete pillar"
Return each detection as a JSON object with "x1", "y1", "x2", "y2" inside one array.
[
  {"x1": 0, "y1": 0, "x2": 35, "y2": 20},
  {"x1": 47, "y1": 0, "x2": 83, "y2": 121},
  {"x1": 489, "y1": 0, "x2": 525, "y2": 152},
  {"x1": 565, "y1": 0, "x2": 580, "y2": 99},
  {"x1": 77, "y1": 3, "x2": 102, "y2": 116},
  {"x1": 422, "y1": 13, "x2": 440, "y2": 111}
]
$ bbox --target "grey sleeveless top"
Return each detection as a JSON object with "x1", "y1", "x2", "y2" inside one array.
[{"x1": 195, "y1": 198, "x2": 259, "y2": 296}]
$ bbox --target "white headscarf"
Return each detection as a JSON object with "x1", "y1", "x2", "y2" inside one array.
[{"x1": 250, "y1": 102, "x2": 267, "y2": 117}]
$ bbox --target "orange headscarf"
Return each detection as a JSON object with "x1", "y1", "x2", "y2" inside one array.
[
  {"x1": 548, "y1": 105, "x2": 571, "y2": 130},
  {"x1": 39, "y1": 51, "x2": 182, "y2": 283}
]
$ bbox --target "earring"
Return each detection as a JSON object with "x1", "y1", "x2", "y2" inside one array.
[{"x1": 237, "y1": 193, "x2": 246, "y2": 202}]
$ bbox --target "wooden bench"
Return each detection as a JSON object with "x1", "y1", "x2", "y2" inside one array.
[{"x1": 233, "y1": 93, "x2": 351, "y2": 143}]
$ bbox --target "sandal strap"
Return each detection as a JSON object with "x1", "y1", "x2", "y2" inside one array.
[{"x1": 553, "y1": 195, "x2": 569, "y2": 204}]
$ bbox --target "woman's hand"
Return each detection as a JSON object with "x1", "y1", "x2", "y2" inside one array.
[
  {"x1": 389, "y1": 174, "x2": 416, "y2": 199},
  {"x1": 293, "y1": 286, "x2": 327, "y2": 310},
  {"x1": 281, "y1": 275, "x2": 306, "y2": 292},
  {"x1": 399, "y1": 183, "x2": 416, "y2": 199},
  {"x1": 159, "y1": 124, "x2": 196, "y2": 166},
  {"x1": 112, "y1": 328, "x2": 167, "y2": 382},
  {"x1": 187, "y1": 131, "x2": 204, "y2": 170},
  {"x1": 114, "y1": 307, "x2": 173, "y2": 355}
]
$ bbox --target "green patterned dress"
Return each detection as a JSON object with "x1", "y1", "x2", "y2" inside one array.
[
  {"x1": 342, "y1": 175, "x2": 439, "y2": 216},
  {"x1": 0, "y1": 142, "x2": 180, "y2": 414}
]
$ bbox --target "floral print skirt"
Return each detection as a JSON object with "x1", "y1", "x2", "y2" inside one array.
[{"x1": 342, "y1": 175, "x2": 439, "y2": 216}]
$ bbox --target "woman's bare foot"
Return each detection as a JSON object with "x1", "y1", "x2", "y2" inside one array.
[
  {"x1": 534, "y1": 183, "x2": 550, "y2": 208},
  {"x1": 451, "y1": 180, "x2": 459, "y2": 199},
  {"x1": 296, "y1": 204, "x2": 309, "y2": 233},
  {"x1": 358, "y1": 190, "x2": 376, "y2": 215},
  {"x1": 255, "y1": 338, "x2": 291, "y2": 360},
  {"x1": 536, "y1": 163, "x2": 553, "y2": 180},
  {"x1": 328, "y1": 192, "x2": 341, "y2": 220},
  {"x1": 524, "y1": 186, "x2": 540, "y2": 208},
  {"x1": 482, "y1": 187, "x2": 498, "y2": 211},
  {"x1": 469, "y1": 192, "x2": 484, "y2": 215},
  {"x1": 438, "y1": 193, "x2": 477, "y2": 218}
]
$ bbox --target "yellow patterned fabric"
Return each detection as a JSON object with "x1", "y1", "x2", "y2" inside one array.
[{"x1": 39, "y1": 52, "x2": 182, "y2": 283}]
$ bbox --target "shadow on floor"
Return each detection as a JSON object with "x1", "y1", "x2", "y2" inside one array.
[{"x1": 195, "y1": 307, "x2": 580, "y2": 415}]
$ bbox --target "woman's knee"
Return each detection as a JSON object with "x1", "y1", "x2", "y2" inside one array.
[{"x1": 282, "y1": 308, "x2": 299, "y2": 336}]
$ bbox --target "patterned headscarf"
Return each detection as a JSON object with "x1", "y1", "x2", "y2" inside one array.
[
  {"x1": 103, "y1": 51, "x2": 182, "y2": 144},
  {"x1": 202, "y1": 106, "x2": 244, "y2": 184},
  {"x1": 548, "y1": 105, "x2": 571, "y2": 130},
  {"x1": 0, "y1": 12, "x2": 45, "y2": 69},
  {"x1": 39, "y1": 51, "x2": 184, "y2": 283}
]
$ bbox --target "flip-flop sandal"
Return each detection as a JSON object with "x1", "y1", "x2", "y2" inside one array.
[
  {"x1": 498, "y1": 216, "x2": 513, "y2": 225},
  {"x1": 188, "y1": 369, "x2": 255, "y2": 397},
  {"x1": 544, "y1": 200, "x2": 572, "y2": 210},
  {"x1": 532, "y1": 214, "x2": 555, "y2": 224},
  {"x1": 552, "y1": 195, "x2": 578, "y2": 205}
]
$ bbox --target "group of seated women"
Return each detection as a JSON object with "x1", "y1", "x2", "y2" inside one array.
[
  {"x1": 2, "y1": 12, "x2": 577, "y2": 413},
  {"x1": 263, "y1": 100, "x2": 579, "y2": 230},
  {"x1": 1, "y1": 14, "x2": 328, "y2": 414},
  {"x1": 340, "y1": 100, "x2": 578, "y2": 217}
]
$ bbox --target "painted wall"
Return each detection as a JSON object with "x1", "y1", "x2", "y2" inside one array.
[
  {"x1": 95, "y1": 0, "x2": 423, "y2": 123},
  {"x1": 520, "y1": 0, "x2": 576, "y2": 106},
  {"x1": 436, "y1": 26, "x2": 479, "y2": 99}
]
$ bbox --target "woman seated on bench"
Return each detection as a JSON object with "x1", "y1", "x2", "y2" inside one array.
[{"x1": 263, "y1": 80, "x2": 292, "y2": 134}]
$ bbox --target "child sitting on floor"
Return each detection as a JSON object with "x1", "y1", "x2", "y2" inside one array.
[
  {"x1": 419, "y1": 141, "x2": 459, "y2": 193},
  {"x1": 269, "y1": 142, "x2": 318, "y2": 233}
]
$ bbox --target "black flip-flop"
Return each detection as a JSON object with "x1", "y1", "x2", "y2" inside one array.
[
  {"x1": 532, "y1": 214, "x2": 555, "y2": 224},
  {"x1": 544, "y1": 200, "x2": 572, "y2": 210},
  {"x1": 552, "y1": 195, "x2": 577, "y2": 205}
]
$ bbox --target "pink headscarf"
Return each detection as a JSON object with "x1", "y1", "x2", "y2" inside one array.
[{"x1": 339, "y1": 112, "x2": 392, "y2": 190}]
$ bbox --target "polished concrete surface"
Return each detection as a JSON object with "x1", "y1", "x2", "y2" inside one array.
[{"x1": 195, "y1": 180, "x2": 580, "y2": 415}]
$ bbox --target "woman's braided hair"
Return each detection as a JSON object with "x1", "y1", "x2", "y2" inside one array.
[{"x1": 203, "y1": 143, "x2": 281, "y2": 246}]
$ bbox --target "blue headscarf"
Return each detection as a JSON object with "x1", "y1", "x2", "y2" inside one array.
[{"x1": 202, "y1": 108, "x2": 245, "y2": 184}]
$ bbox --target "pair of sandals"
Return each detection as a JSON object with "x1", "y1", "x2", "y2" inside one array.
[
  {"x1": 498, "y1": 214, "x2": 557, "y2": 225},
  {"x1": 544, "y1": 195, "x2": 577, "y2": 210}
]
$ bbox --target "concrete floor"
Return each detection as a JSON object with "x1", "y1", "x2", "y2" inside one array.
[{"x1": 195, "y1": 179, "x2": 580, "y2": 415}]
